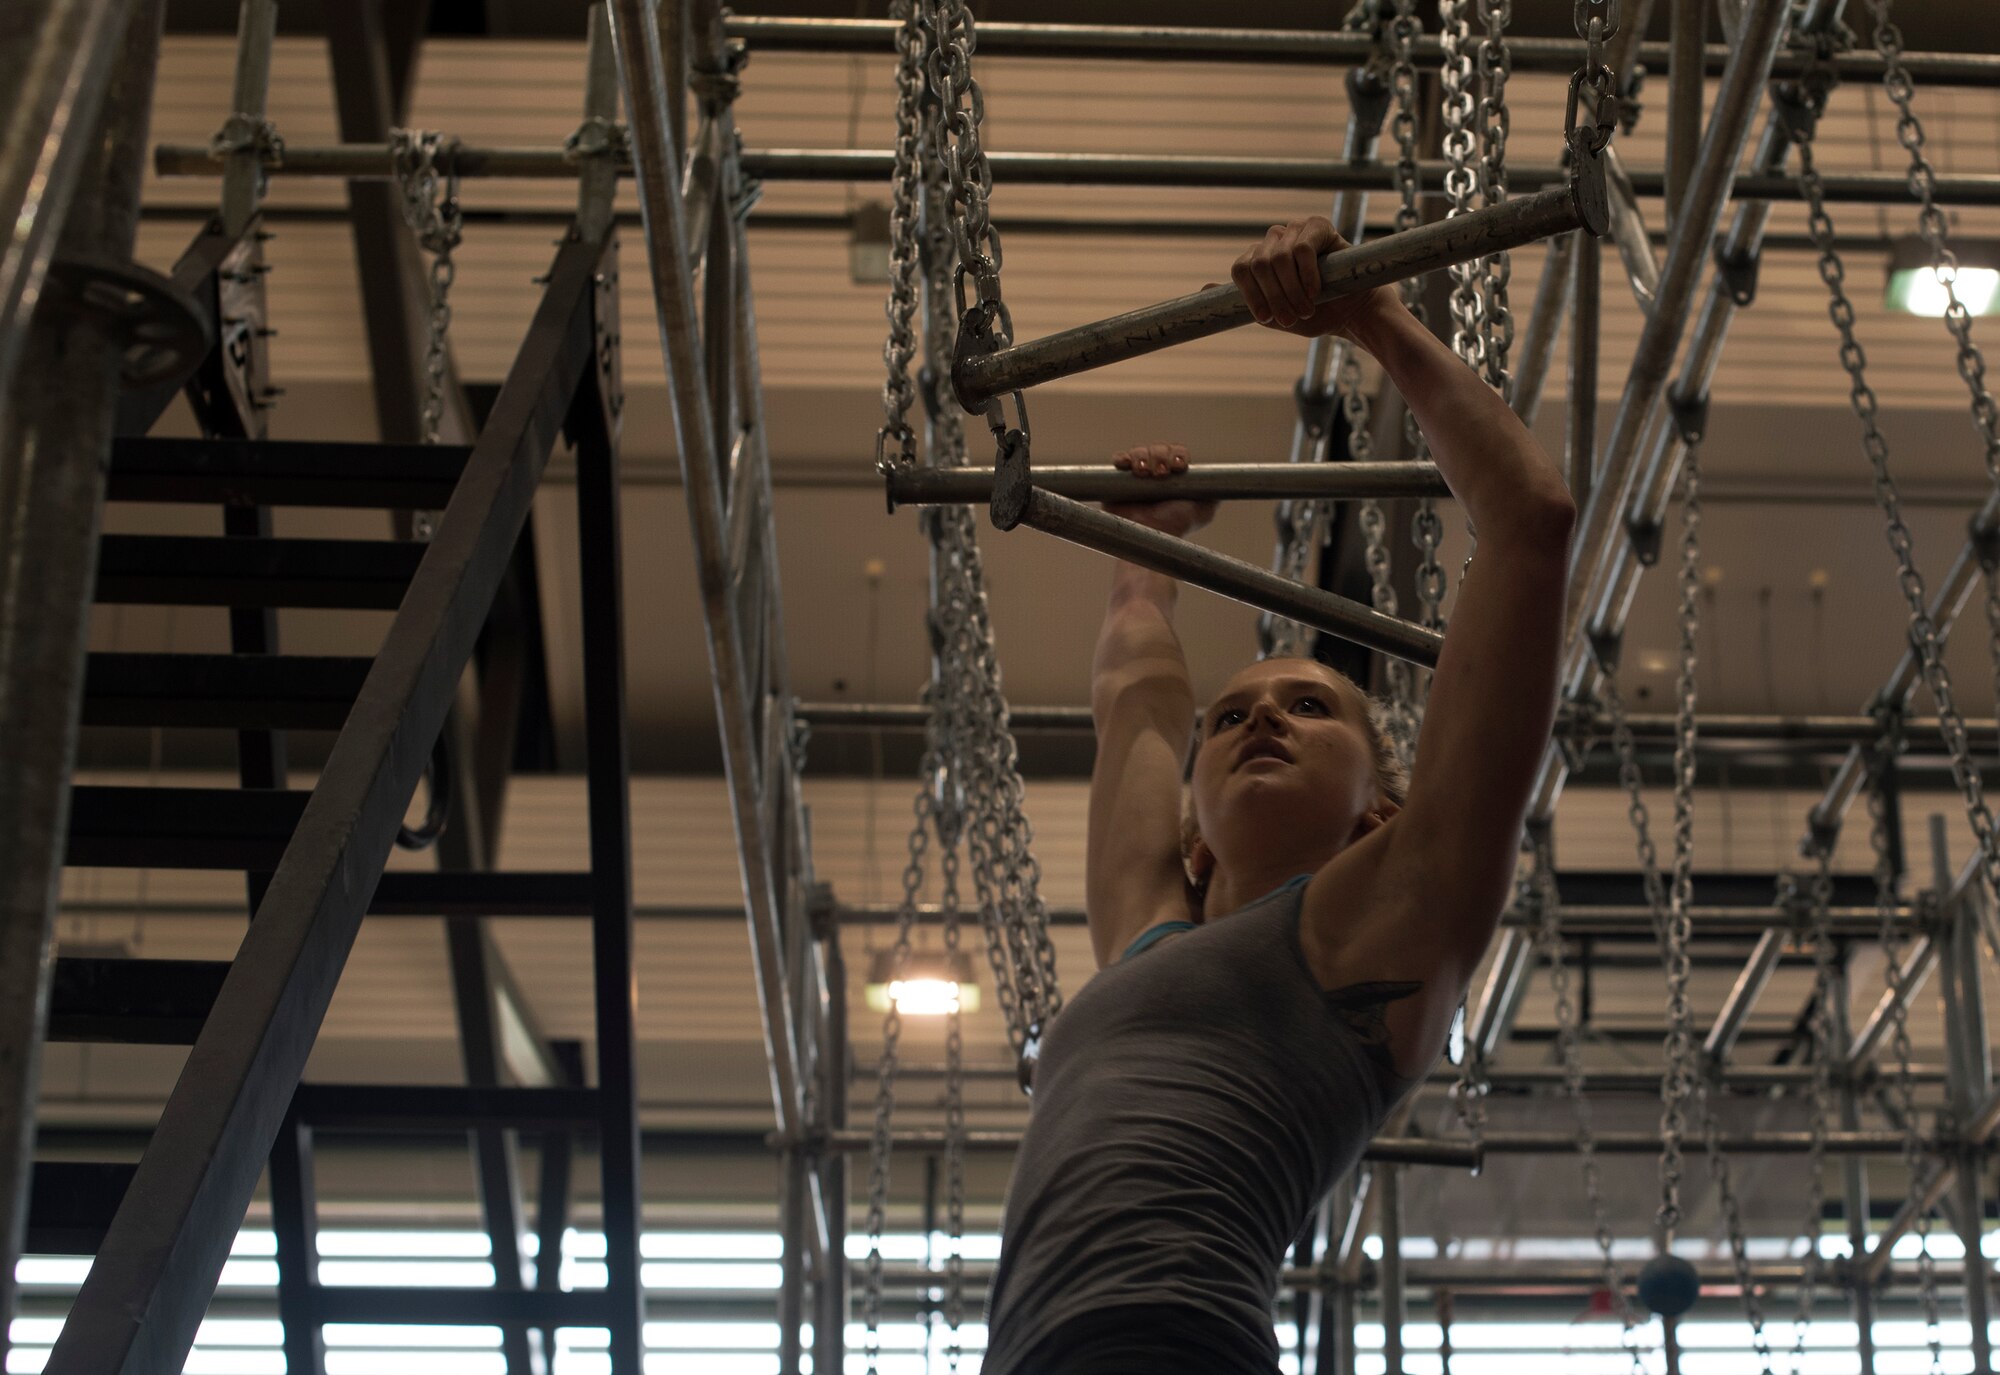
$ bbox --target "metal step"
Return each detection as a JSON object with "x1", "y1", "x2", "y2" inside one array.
[
  {"x1": 26, "y1": 1161, "x2": 136, "y2": 1255},
  {"x1": 65, "y1": 785, "x2": 309, "y2": 869},
  {"x1": 109, "y1": 436, "x2": 468, "y2": 510},
  {"x1": 47, "y1": 957, "x2": 232, "y2": 1044},
  {"x1": 81, "y1": 652, "x2": 374, "y2": 730},
  {"x1": 94, "y1": 534, "x2": 423, "y2": 610}
]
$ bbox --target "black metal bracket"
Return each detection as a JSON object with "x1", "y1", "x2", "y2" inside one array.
[
  {"x1": 1668, "y1": 387, "x2": 1709, "y2": 447},
  {"x1": 1294, "y1": 375, "x2": 1339, "y2": 442},
  {"x1": 1624, "y1": 516, "x2": 1664, "y2": 568},
  {"x1": 990, "y1": 427, "x2": 1033, "y2": 531},
  {"x1": 1713, "y1": 239, "x2": 1762, "y2": 308},
  {"x1": 1971, "y1": 515, "x2": 2000, "y2": 575},
  {"x1": 1345, "y1": 64, "x2": 1393, "y2": 146}
]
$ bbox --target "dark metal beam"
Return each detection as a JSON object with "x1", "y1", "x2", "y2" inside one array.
[{"x1": 570, "y1": 255, "x2": 647, "y2": 1375}]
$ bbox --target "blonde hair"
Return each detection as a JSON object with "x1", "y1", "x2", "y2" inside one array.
[{"x1": 1179, "y1": 661, "x2": 1409, "y2": 921}]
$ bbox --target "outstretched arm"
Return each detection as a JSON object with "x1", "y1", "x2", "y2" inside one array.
[
  {"x1": 1084, "y1": 444, "x2": 1218, "y2": 969},
  {"x1": 1236, "y1": 219, "x2": 1576, "y2": 1061}
]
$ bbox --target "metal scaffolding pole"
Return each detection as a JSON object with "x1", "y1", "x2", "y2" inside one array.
[
  {"x1": 718, "y1": 15, "x2": 2000, "y2": 88},
  {"x1": 1830, "y1": 961, "x2": 1877, "y2": 1375},
  {"x1": 0, "y1": 0, "x2": 131, "y2": 400},
  {"x1": 149, "y1": 142, "x2": 2000, "y2": 208},
  {"x1": 605, "y1": 0, "x2": 803, "y2": 1140},
  {"x1": 1939, "y1": 865, "x2": 1993, "y2": 1374},
  {"x1": 0, "y1": 1, "x2": 161, "y2": 1357}
]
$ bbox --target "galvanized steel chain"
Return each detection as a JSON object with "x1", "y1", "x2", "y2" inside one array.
[
  {"x1": 1526, "y1": 828, "x2": 1646, "y2": 1373},
  {"x1": 1699, "y1": 1084, "x2": 1777, "y2": 1373},
  {"x1": 1868, "y1": 0, "x2": 2000, "y2": 488},
  {"x1": 1565, "y1": 0, "x2": 1623, "y2": 158},
  {"x1": 1865, "y1": 733, "x2": 1947, "y2": 1372},
  {"x1": 390, "y1": 130, "x2": 463, "y2": 540},
  {"x1": 1787, "y1": 855, "x2": 1839, "y2": 1374},
  {"x1": 861, "y1": 778, "x2": 936, "y2": 1374},
  {"x1": 1438, "y1": 0, "x2": 1485, "y2": 376},
  {"x1": 875, "y1": 0, "x2": 928, "y2": 470},
  {"x1": 1599, "y1": 675, "x2": 1668, "y2": 941},
  {"x1": 1787, "y1": 76, "x2": 2000, "y2": 910},
  {"x1": 908, "y1": 0, "x2": 1062, "y2": 1074},
  {"x1": 1656, "y1": 442, "x2": 1701, "y2": 1245},
  {"x1": 924, "y1": 0, "x2": 1027, "y2": 457},
  {"x1": 1387, "y1": 0, "x2": 1430, "y2": 467},
  {"x1": 939, "y1": 818, "x2": 968, "y2": 1372},
  {"x1": 1476, "y1": 0, "x2": 1514, "y2": 393}
]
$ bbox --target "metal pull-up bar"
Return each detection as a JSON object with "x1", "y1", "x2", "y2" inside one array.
[
  {"x1": 883, "y1": 460, "x2": 1451, "y2": 508},
  {"x1": 951, "y1": 160, "x2": 1609, "y2": 413}
]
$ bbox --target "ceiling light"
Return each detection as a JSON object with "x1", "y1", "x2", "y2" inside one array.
[
  {"x1": 848, "y1": 202, "x2": 893, "y2": 286},
  {"x1": 864, "y1": 949, "x2": 981, "y2": 1016},
  {"x1": 1885, "y1": 235, "x2": 2000, "y2": 318}
]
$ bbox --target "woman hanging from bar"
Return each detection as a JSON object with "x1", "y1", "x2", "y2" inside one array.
[{"x1": 980, "y1": 216, "x2": 1578, "y2": 1375}]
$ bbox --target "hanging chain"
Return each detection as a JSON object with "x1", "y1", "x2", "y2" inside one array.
[
  {"x1": 1565, "y1": 1, "x2": 1623, "y2": 158},
  {"x1": 925, "y1": 0, "x2": 1028, "y2": 457},
  {"x1": 1388, "y1": 0, "x2": 1430, "y2": 468},
  {"x1": 1786, "y1": 856, "x2": 1838, "y2": 1375},
  {"x1": 1864, "y1": 732, "x2": 1947, "y2": 1372},
  {"x1": 1475, "y1": 0, "x2": 1514, "y2": 394},
  {"x1": 1655, "y1": 443, "x2": 1702, "y2": 1246},
  {"x1": 1438, "y1": 0, "x2": 1485, "y2": 376},
  {"x1": 1868, "y1": 0, "x2": 2000, "y2": 487},
  {"x1": 875, "y1": 0, "x2": 927, "y2": 471},
  {"x1": 1527, "y1": 830, "x2": 1647, "y2": 1375},
  {"x1": 1786, "y1": 73, "x2": 2000, "y2": 910},
  {"x1": 390, "y1": 130, "x2": 463, "y2": 541},
  {"x1": 940, "y1": 819, "x2": 968, "y2": 1374},
  {"x1": 909, "y1": 48, "x2": 1061, "y2": 1071},
  {"x1": 862, "y1": 782, "x2": 935, "y2": 1375}
]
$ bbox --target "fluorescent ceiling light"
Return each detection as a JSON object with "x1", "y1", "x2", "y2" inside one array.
[
  {"x1": 863, "y1": 949, "x2": 981, "y2": 1015},
  {"x1": 1885, "y1": 234, "x2": 2000, "y2": 317}
]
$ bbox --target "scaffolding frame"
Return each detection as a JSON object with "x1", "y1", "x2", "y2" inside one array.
[{"x1": 8, "y1": 2, "x2": 2000, "y2": 1373}]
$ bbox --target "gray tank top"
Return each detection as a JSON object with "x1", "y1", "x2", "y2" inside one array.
[{"x1": 982, "y1": 876, "x2": 1415, "y2": 1374}]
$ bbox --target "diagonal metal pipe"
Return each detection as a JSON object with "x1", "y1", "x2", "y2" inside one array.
[{"x1": 604, "y1": 0, "x2": 803, "y2": 1139}]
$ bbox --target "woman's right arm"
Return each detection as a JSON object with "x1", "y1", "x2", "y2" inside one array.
[{"x1": 1085, "y1": 444, "x2": 1217, "y2": 969}]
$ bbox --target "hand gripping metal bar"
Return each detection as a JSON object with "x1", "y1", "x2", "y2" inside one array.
[{"x1": 950, "y1": 162, "x2": 1609, "y2": 414}]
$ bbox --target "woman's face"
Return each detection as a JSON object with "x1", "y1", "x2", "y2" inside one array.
[{"x1": 1189, "y1": 659, "x2": 1380, "y2": 860}]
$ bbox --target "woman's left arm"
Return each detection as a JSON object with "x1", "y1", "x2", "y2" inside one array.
[{"x1": 1235, "y1": 218, "x2": 1576, "y2": 1008}]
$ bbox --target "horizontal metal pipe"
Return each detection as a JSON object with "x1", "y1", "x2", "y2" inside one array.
[
  {"x1": 883, "y1": 461, "x2": 1451, "y2": 507},
  {"x1": 149, "y1": 144, "x2": 2000, "y2": 206},
  {"x1": 796, "y1": 700, "x2": 1998, "y2": 751},
  {"x1": 832, "y1": 901, "x2": 1919, "y2": 938},
  {"x1": 858, "y1": 1258, "x2": 1987, "y2": 1295},
  {"x1": 720, "y1": 16, "x2": 2000, "y2": 89},
  {"x1": 856, "y1": 1062, "x2": 1952, "y2": 1089},
  {"x1": 952, "y1": 180, "x2": 1598, "y2": 411},
  {"x1": 814, "y1": 1127, "x2": 1912, "y2": 1156},
  {"x1": 1012, "y1": 488, "x2": 1444, "y2": 667},
  {"x1": 811, "y1": 1129, "x2": 1477, "y2": 1168}
]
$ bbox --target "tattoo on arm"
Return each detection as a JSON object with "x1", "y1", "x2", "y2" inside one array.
[{"x1": 1323, "y1": 980, "x2": 1424, "y2": 1082}]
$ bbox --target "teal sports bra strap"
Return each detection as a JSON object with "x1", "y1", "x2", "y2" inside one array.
[{"x1": 1120, "y1": 921, "x2": 1197, "y2": 963}]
